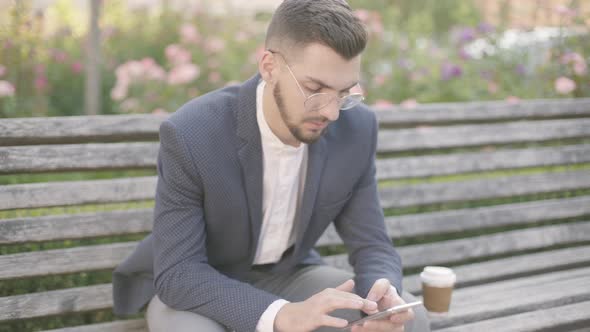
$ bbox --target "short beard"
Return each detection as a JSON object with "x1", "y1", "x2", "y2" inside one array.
[{"x1": 273, "y1": 82, "x2": 328, "y2": 144}]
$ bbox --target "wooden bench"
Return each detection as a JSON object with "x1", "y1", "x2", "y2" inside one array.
[{"x1": 1, "y1": 98, "x2": 590, "y2": 331}]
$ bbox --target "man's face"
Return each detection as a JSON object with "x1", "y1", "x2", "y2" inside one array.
[{"x1": 273, "y1": 43, "x2": 361, "y2": 144}]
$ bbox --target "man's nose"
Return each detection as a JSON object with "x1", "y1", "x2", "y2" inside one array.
[{"x1": 320, "y1": 99, "x2": 340, "y2": 122}]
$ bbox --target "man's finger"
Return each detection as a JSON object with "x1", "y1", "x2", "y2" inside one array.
[
  {"x1": 366, "y1": 278, "x2": 390, "y2": 302},
  {"x1": 320, "y1": 314, "x2": 349, "y2": 329},
  {"x1": 362, "y1": 318, "x2": 403, "y2": 332},
  {"x1": 335, "y1": 279, "x2": 355, "y2": 292}
]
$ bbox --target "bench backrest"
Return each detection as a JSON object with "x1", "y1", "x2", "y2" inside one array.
[{"x1": 1, "y1": 98, "x2": 589, "y2": 330}]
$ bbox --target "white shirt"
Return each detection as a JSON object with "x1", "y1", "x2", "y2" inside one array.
[{"x1": 255, "y1": 80, "x2": 308, "y2": 331}]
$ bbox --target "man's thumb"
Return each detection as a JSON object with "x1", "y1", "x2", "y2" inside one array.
[{"x1": 335, "y1": 279, "x2": 355, "y2": 292}]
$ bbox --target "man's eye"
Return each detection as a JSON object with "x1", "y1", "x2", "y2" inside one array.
[{"x1": 308, "y1": 87, "x2": 322, "y2": 94}]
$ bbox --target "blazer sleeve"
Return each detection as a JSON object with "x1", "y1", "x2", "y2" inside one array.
[
  {"x1": 332, "y1": 112, "x2": 403, "y2": 298},
  {"x1": 152, "y1": 120, "x2": 280, "y2": 332}
]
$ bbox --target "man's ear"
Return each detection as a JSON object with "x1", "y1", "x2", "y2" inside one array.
[{"x1": 258, "y1": 50, "x2": 278, "y2": 85}]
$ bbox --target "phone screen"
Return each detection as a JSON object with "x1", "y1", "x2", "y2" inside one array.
[{"x1": 341, "y1": 301, "x2": 422, "y2": 330}]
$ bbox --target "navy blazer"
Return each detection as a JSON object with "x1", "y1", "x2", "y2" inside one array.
[{"x1": 112, "y1": 74, "x2": 402, "y2": 331}]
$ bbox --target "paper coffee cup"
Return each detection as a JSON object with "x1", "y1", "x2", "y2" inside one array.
[{"x1": 420, "y1": 266, "x2": 456, "y2": 315}]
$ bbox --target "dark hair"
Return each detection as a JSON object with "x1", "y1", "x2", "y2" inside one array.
[{"x1": 265, "y1": 0, "x2": 368, "y2": 60}]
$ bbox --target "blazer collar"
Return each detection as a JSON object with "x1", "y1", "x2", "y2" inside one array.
[{"x1": 235, "y1": 74, "x2": 329, "y2": 264}]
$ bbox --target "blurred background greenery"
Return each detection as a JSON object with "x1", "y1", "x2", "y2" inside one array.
[{"x1": 0, "y1": 0, "x2": 588, "y2": 118}]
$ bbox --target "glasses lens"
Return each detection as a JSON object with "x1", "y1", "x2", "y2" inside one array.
[
  {"x1": 339, "y1": 94, "x2": 364, "y2": 110},
  {"x1": 305, "y1": 94, "x2": 334, "y2": 112}
]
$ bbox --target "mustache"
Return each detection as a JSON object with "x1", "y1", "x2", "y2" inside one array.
[{"x1": 304, "y1": 116, "x2": 330, "y2": 123}]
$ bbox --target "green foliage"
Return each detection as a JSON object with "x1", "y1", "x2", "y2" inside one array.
[{"x1": 0, "y1": 0, "x2": 588, "y2": 117}]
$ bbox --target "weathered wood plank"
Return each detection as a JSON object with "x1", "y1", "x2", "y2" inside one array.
[
  {"x1": 377, "y1": 118, "x2": 590, "y2": 153},
  {"x1": 324, "y1": 221, "x2": 590, "y2": 270},
  {"x1": 0, "y1": 284, "x2": 112, "y2": 321},
  {"x1": 318, "y1": 196, "x2": 590, "y2": 246},
  {"x1": 402, "y1": 245, "x2": 590, "y2": 294},
  {"x1": 0, "y1": 143, "x2": 159, "y2": 174},
  {"x1": 376, "y1": 98, "x2": 590, "y2": 126},
  {"x1": 0, "y1": 115, "x2": 166, "y2": 146},
  {"x1": 0, "y1": 177, "x2": 157, "y2": 211},
  {"x1": 0, "y1": 242, "x2": 138, "y2": 280},
  {"x1": 433, "y1": 301, "x2": 590, "y2": 332},
  {"x1": 5, "y1": 195, "x2": 587, "y2": 246},
  {"x1": 3, "y1": 219, "x2": 588, "y2": 280},
  {"x1": 42, "y1": 319, "x2": 147, "y2": 332},
  {"x1": 376, "y1": 144, "x2": 590, "y2": 180},
  {"x1": 428, "y1": 267, "x2": 590, "y2": 329},
  {"x1": 0, "y1": 209, "x2": 153, "y2": 244},
  {"x1": 379, "y1": 170, "x2": 590, "y2": 209}
]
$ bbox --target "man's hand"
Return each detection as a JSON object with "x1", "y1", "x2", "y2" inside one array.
[
  {"x1": 351, "y1": 278, "x2": 415, "y2": 332},
  {"x1": 274, "y1": 279, "x2": 378, "y2": 332}
]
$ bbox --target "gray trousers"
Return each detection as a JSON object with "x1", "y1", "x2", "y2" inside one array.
[{"x1": 146, "y1": 265, "x2": 430, "y2": 332}]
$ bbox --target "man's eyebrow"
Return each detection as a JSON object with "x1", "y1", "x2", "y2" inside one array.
[{"x1": 304, "y1": 76, "x2": 359, "y2": 92}]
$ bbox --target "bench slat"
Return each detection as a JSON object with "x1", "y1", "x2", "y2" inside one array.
[
  {"x1": 402, "y1": 245, "x2": 590, "y2": 294},
  {"x1": 2, "y1": 142, "x2": 589, "y2": 178},
  {"x1": 376, "y1": 98, "x2": 590, "y2": 126},
  {"x1": 0, "y1": 242, "x2": 137, "y2": 280},
  {"x1": 1, "y1": 99, "x2": 588, "y2": 147},
  {"x1": 429, "y1": 266, "x2": 590, "y2": 329},
  {"x1": 318, "y1": 196, "x2": 590, "y2": 246},
  {"x1": 377, "y1": 118, "x2": 590, "y2": 153},
  {"x1": 434, "y1": 300, "x2": 590, "y2": 332},
  {"x1": 0, "y1": 209, "x2": 152, "y2": 244},
  {"x1": 43, "y1": 319, "x2": 149, "y2": 332},
  {"x1": 42, "y1": 319, "x2": 147, "y2": 332},
  {"x1": 4, "y1": 194, "x2": 587, "y2": 246},
  {"x1": 2, "y1": 168, "x2": 589, "y2": 211},
  {"x1": 0, "y1": 284, "x2": 112, "y2": 321},
  {"x1": 0, "y1": 115, "x2": 165, "y2": 147},
  {"x1": 0, "y1": 177, "x2": 157, "y2": 211},
  {"x1": 376, "y1": 144, "x2": 590, "y2": 180},
  {"x1": 0, "y1": 143, "x2": 159, "y2": 174},
  {"x1": 325, "y1": 221, "x2": 590, "y2": 269},
  {"x1": 5, "y1": 221, "x2": 587, "y2": 281},
  {"x1": 379, "y1": 170, "x2": 590, "y2": 209}
]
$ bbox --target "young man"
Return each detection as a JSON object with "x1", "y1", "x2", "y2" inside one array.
[{"x1": 113, "y1": 1, "x2": 430, "y2": 331}]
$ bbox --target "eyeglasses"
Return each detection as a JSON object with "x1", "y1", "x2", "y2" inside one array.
[{"x1": 268, "y1": 50, "x2": 364, "y2": 112}]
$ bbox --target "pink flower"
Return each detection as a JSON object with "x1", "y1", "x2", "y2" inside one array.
[
  {"x1": 110, "y1": 83, "x2": 128, "y2": 101},
  {"x1": 373, "y1": 74, "x2": 388, "y2": 87},
  {"x1": 372, "y1": 99, "x2": 394, "y2": 109},
  {"x1": 554, "y1": 5, "x2": 576, "y2": 17},
  {"x1": 71, "y1": 62, "x2": 83, "y2": 74},
  {"x1": 167, "y1": 63, "x2": 200, "y2": 85},
  {"x1": 400, "y1": 99, "x2": 419, "y2": 109},
  {"x1": 120, "y1": 98, "x2": 140, "y2": 113},
  {"x1": 165, "y1": 44, "x2": 192, "y2": 65},
  {"x1": 574, "y1": 61, "x2": 588, "y2": 76},
  {"x1": 354, "y1": 9, "x2": 370, "y2": 22},
  {"x1": 0, "y1": 80, "x2": 15, "y2": 97},
  {"x1": 554, "y1": 76, "x2": 576, "y2": 94},
  {"x1": 141, "y1": 57, "x2": 166, "y2": 80},
  {"x1": 208, "y1": 71, "x2": 222, "y2": 84},
  {"x1": 0, "y1": 65, "x2": 5, "y2": 77},
  {"x1": 487, "y1": 81, "x2": 498, "y2": 94},
  {"x1": 180, "y1": 23, "x2": 201, "y2": 44},
  {"x1": 204, "y1": 38, "x2": 226, "y2": 54},
  {"x1": 51, "y1": 49, "x2": 68, "y2": 63},
  {"x1": 506, "y1": 96, "x2": 520, "y2": 104},
  {"x1": 152, "y1": 108, "x2": 169, "y2": 116},
  {"x1": 34, "y1": 76, "x2": 48, "y2": 91}
]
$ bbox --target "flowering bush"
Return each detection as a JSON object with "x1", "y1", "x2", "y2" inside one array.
[{"x1": 0, "y1": 0, "x2": 588, "y2": 118}]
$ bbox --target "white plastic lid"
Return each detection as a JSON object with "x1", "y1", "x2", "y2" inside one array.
[{"x1": 420, "y1": 266, "x2": 456, "y2": 287}]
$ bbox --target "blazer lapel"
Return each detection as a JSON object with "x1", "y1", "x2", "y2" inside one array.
[
  {"x1": 294, "y1": 136, "x2": 327, "y2": 249},
  {"x1": 236, "y1": 75, "x2": 264, "y2": 263}
]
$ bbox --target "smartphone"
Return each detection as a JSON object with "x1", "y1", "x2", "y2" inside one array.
[{"x1": 340, "y1": 301, "x2": 423, "y2": 330}]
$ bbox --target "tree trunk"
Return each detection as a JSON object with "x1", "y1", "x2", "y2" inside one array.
[{"x1": 85, "y1": 0, "x2": 101, "y2": 115}]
